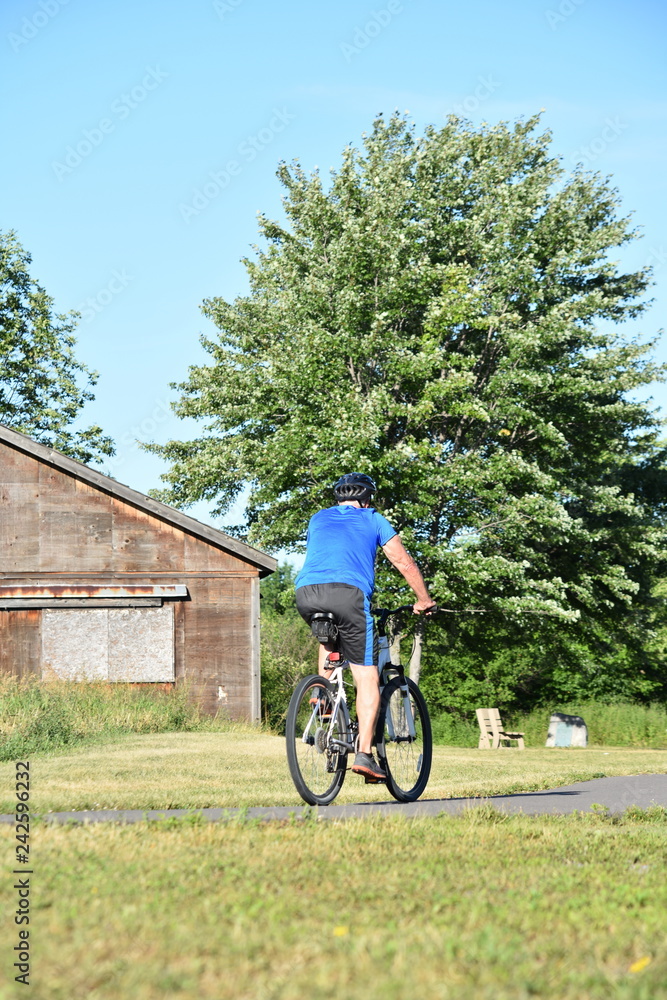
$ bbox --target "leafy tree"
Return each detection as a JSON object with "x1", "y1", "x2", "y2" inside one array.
[
  {"x1": 260, "y1": 562, "x2": 301, "y2": 615},
  {"x1": 0, "y1": 230, "x2": 114, "y2": 464},
  {"x1": 153, "y1": 113, "x2": 667, "y2": 707}
]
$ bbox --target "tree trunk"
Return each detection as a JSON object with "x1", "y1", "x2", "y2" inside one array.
[
  {"x1": 390, "y1": 631, "x2": 402, "y2": 666},
  {"x1": 409, "y1": 626, "x2": 423, "y2": 686}
]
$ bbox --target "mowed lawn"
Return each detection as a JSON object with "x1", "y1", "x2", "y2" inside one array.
[
  {"x1": 1, "y1": 810, "x2": 666, "y2": 1000},
  {"x1": 1, "y1": 730, "x2": 667, "y2": 813},
  {"x1": 2, "y1": 734, "x2": 666, "y2": 999}
]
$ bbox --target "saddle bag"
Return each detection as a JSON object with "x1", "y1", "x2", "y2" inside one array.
[{"x1": 309, "y1": 612, "x2": 339, "y2": 645}]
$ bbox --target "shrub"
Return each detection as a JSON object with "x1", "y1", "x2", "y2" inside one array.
[
  {"x1": 260, "y1": 612, "x2": 316, "y2": 731},
  {"x1": 430, "y1": 712, "x2": 479, "y2": 747}
]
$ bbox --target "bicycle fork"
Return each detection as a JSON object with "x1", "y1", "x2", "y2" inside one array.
[{"x1": 381, "y1": 668, "x2": 417, "y2": 742}]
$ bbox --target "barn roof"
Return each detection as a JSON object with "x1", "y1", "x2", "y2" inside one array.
[{"x1": 0, "y1": 424, "x2": 277, "y2": 577}]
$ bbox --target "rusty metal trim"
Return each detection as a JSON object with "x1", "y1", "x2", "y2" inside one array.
[
  {"x1": 0, "y1": 599, "x2": 164, "y2": 609},
  {"x1": 0, "y1": 584, "x2": 188, "y2": 600}
]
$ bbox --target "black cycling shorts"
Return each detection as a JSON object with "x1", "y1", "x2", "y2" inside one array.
[{"x1": 295, "y1": 583, "x2": 377, "y2": 666}]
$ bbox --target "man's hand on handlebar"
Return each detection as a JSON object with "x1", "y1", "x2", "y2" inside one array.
[{"x1": 412, "y1": 598, "x2": 438, "y2": 615}]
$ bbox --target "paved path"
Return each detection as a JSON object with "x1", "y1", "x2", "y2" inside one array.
[{"x1": 3, "y1": 774, "x2": 665, "y2": 825}]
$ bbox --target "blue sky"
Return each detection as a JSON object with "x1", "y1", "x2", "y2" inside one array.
[{"x1": 2, "y1": 0, "x2": 666, "y2": 545}]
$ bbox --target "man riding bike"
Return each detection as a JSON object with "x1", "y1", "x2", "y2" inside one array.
[{"x1": 295, "y1": 473, "x2": 436, "y2": 782}]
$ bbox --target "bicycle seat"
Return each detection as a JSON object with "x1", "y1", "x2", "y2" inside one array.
[{"x1": 309, "y1": 612, "x2": 339, "y2": 644}]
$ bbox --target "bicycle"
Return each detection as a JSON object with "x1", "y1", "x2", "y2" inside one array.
[{"x1": 285, "y1": 605, "x2": 433, "y2": 806}]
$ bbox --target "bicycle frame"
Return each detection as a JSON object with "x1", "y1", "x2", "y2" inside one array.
[
  {"x1": 287, "y1": 604, "x2": 434, "y2": 804},
  {"x1": 303, "y1": 628, "x2": 416, "y2": 761}
]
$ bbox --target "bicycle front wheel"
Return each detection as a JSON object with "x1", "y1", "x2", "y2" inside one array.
[
  {"x1": 376, "y1": 676, "x2": 432, "y2": 802},
  {"x1": 285, "y1": 675, "x2": 348, "y2": 806}
]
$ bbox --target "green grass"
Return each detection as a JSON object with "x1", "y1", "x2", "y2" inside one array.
[
  {"x1": 0, "y1": 677, "x2": 230, "y2": 761},
  {"x1": 1, "y1": 730, "x2": 666, "y2": 814},
  {"x1": 1, "y1": 810, "x2": 666, "y2": 1000},
  {"x1": 2, "y1": 681, "x2": 665, "y2": 999}
]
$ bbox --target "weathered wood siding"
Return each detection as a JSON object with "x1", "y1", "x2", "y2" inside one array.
[
  {"x1": 0, "y1": 442, "x2": 262, "y2": 719},
  {"x1": 0, "y1": 610, "x2": 40, "y2": 679}
]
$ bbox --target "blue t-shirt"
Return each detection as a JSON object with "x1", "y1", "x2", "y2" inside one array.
[{"x1": 295, "y1": 505, "x2": 397, "y2": 598}]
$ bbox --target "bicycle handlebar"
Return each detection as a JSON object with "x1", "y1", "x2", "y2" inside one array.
[{"x1": 371, "y1": 604, "x2": 440, "y2": 631}]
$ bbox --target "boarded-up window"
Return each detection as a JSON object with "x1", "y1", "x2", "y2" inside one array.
[{"x1": 41, "y1": 606, "x2": 174, "y2": 682}]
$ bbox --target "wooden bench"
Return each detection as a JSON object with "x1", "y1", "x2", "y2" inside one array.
[{"x1": 476, "y1": 708, "x2": 525, "y2": 749}]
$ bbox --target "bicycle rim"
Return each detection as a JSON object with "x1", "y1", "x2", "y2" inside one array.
[
  {"x1": 286, "y1": 675, "x2": 347, "y2": 806},
  {"x1": 377, "y1": 677, "x2": 432, "y2": 802}
]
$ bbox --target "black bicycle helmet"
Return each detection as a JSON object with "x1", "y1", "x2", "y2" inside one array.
[{"x1": 333, "y1": 472, "x2": 377, "y2": 502}]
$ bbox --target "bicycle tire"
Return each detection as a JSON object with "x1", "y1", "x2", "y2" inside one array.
[
  {"x1": 376, "y1": 676, "x2": 432, "y2": 802},
  {"x1": 285, "y1": 674, "x2": 348, "y2": 806}
]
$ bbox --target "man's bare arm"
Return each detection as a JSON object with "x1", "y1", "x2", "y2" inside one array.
[{"x1": 381, "y1": 535, "x2": 436, "y2": 613}]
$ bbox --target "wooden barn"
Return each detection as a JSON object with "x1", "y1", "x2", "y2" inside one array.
[{"x1": 0, "y1": 424, "x2": 276, "y2": 719}]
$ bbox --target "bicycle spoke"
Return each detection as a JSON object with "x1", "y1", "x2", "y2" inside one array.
[
  {"x1": 286, "y1": 676, "x2": 348, "y2": 805},
  {"x1": 377, "y1": 677, "x2": 432, "y2": 802}
]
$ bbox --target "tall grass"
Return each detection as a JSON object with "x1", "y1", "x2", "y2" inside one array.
[
  {"x1": 0, "y1": 677, "x2": 227, "y2": 761},
  {"x1": 431, "y1": 701, "x2": 667, "y2": 749},
  {"x1": 509, "y1": 701, "x2": 667, "y2": 749},
  {"x1": 4, "y1": 675, "x2": 667, "y2": 762}
]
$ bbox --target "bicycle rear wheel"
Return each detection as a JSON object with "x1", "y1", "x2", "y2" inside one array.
[
  {"x1": 376, "y1": 676, "x2": 432, "y2": 802},
  {"x1": 286, "y1": 675, "x2": 348, "y2": 806}
]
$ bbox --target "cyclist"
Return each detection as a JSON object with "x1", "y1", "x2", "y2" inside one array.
[{"x1": 295, "y1": 472, "x2": 436, "y2": 782}]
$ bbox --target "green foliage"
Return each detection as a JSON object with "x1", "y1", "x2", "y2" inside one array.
[
  {"x1": 0, "y1": 677, "x2": 217, "y2": 760},
  {"x1": 259, "y1": 563, "x2": 315, "y2": 729},
  {"x1": 260, "y1": 562, "x2": 300, "y2": 615},
  {"x1": 260, "y1": 615, "x2": 315, "y2": 731},
  {"x1": 430, "y1": 710, "x2": 479, "y2": 747},
  {"x1": 0, "y1": 229, "x2": 114, "y2": 463},
  {"x1": 152, "y1": 113, "x2": 667, "y2": 706},
  {"x1": 430, "y1": 700, "x2": 667, "y2": 748},
  {"x1": 510, "y1": 700, "x2": 667, "y2": 749},
  {"x1": 419, "y1": 613, "x2": 667, "y2": 718}
]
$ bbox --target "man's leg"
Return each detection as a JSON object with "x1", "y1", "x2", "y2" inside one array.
[
  {"x1": 318, "y1": 643, "x2": 335, "y2": 678},
  {"x1": 349, "y1": 662, "x2": 380, "y2": 753}
]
